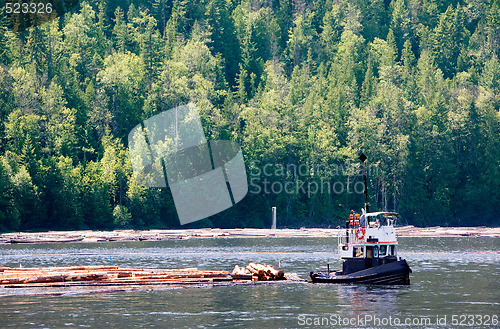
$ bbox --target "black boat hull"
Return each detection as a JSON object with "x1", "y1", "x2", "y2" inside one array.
[{"x1": 310, "y1": 259, "x2": 412, "y2": 285}]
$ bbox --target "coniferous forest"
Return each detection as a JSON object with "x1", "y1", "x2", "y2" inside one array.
[{"x1": 0, "y1": 0, "x2": 499, "y2": 231}]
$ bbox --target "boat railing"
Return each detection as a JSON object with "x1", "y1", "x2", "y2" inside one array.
[
  {"x1": 338, "y1": 227, "x2": 365, "y2": 244},
  {"x1": 337, "y1": 226, "x2": 344, "y2": 245}
]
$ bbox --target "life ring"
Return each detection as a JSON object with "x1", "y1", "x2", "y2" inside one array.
[{"x1": 355, "y1": 227, "x2": 365, "y2": 240}]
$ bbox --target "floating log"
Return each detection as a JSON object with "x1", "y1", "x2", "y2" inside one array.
[
  {"x1": 0, "y1": 263, "x2": 298, "y2": 288},
  {"x1": 66, "y1": 272, "x2": 108, "y2": 281},
  {"x1": 0, "y1": 265, "x2": 120, "y2": 272},
  {"x1": 284, "y1": 273, "x2": 303, "y2": 281},
  {"x1": 230, "y1": 274, "x2": 253, "y2": 280},
  {"x1": 230, "y1": 263, "x2": 286, "y2": 281},
  {"x1": 9, "y1": 237, "x2": 84, "y2": 244},
  {"x1": 246, "y1": 262, "x2": 285, "y2": 281},
  {"x1": 231, "y1": 265, "x2": 253, "y2": 280}
]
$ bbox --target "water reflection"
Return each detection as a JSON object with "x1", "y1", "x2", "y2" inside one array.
[
  {"x1": 0, "y1": 237, "x2": 499, "y2": 328},
  {"x1": 335, "y1": 285, "x2": 402, "y2": 315}
]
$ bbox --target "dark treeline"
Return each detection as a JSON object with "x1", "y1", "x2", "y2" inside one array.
[{"x1": 0, "y1": 0, "x2": 499, "y2": 231}]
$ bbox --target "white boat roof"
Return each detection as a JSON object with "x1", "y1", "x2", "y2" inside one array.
[{"x1": 365, "y1": 212, "x2": 399, "y2": 217}]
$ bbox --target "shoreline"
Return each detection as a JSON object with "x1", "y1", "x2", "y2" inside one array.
[{"x1": 1, "y1": 226, "x2": 499, "y2": 244}]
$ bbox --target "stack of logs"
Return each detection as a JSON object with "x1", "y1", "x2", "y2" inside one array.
[
  {"x1": 231, "y1": 262, "x2": 286, "y2": 281},
  {"x1": 0, "y1": 265, "x2": 233, "y2": 287},
  {"x1": 0, "y1": 263, "x2": 295, "y2": 288}
]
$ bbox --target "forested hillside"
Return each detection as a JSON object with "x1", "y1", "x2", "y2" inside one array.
[{"x1": 0, "y1": 0, "x2": 499, "y2": 231}]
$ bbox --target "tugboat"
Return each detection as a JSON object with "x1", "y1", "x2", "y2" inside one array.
[{"x1": 310, "y1": 154, "x2": 412, "y2": 285}]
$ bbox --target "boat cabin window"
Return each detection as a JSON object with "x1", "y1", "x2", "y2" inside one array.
[
  {"x1": 377, "y1": 213, "x2": 398, "y2": 226},
  {"x1": 379, "y1": 245, "x2": 387, "y2": 256},
  {"x1": 353, "y1": 247, "x2": 364, "y2": 257},
  {"x1": 389, "y1": 245, "x2": 396, "y2": 256}
]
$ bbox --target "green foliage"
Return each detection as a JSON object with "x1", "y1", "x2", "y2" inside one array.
[
  {"x1": 431, "y1": 5, "x2": 469, "y2": 78},
  {"x1": 390, "y1": 0, "x2": 414, "y2": 56},
  {"x1": 0, "y1": 0, "x2": 499, "y2": 232},
  {"x1": 113, "y1": 204, "x2": 132, "y2": 227},
  {"x1": 97, "y1": 52, "x2": 145, "y2": 137}
]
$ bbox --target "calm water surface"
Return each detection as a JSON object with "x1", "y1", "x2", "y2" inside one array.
[{"x1": 0, "y1": 237, "x2": 499, "y2": 328}]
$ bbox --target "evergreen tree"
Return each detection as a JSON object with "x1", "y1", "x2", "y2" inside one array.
[
  {"x1": 0, "y1": 8, "x2": 10, "y2": 65},
  {"x1": 25, "y1": 26, "x2": 48, "y2": 75},
  {"x1": 432, "y1": 5, "x2": 469, "y2": 78},
  {"x1": 151, "y1": 0, "x2": 171, "y2": 36},
  {"x1": 112, "y1": 7, "x2": 129, "y2": 53},
  {"x1": 205, "y1": 0, "x2": 241, "y2": 85},
  {"x1": 390, "y1": 0, "x2": 413, "y2": 57},
  {"x1": 486, "y1": 0, "x2": 500, "y2": 55}
]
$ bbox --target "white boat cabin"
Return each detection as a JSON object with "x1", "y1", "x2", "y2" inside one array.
[{"x1": 338, "y1": 211, "x2": 399, "y2": 260}]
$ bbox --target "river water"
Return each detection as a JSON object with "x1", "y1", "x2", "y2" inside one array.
[{"x1": 0, "y1": 237, "x2": 498, "y2": 328}]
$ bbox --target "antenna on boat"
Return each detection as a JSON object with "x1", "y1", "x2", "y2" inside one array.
[{"x1": 359, "y1": 153, "x2": 369, "y2": 213}]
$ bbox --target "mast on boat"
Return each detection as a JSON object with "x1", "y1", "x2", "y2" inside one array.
[{"x1": 359, "y1": 153, "x2": 369, "y2": 214}]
